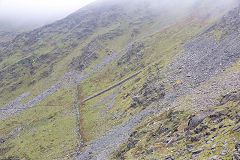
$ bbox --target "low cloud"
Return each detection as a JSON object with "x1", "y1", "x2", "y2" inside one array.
[{"x1": 0, "y1": 0, "x2": 96, "y2": 27}]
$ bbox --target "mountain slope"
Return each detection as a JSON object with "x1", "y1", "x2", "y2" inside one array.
[
  {"x1": 0, "y1": 0, "x2": 178, "y2": 108},
  {"x1": 0, "y1": 0, "x2": 240, "y2": 159}
]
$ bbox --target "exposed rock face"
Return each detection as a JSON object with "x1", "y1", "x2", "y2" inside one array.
[
  {"x1": 130, "y1": 77, "x2": 166, "y2": 108},
  {"x1": 69, "y1": 40, "x2": 100, "y2": 72},
  {"x1": 117, "y1": 42, "x2": 144, "y2": 66}
]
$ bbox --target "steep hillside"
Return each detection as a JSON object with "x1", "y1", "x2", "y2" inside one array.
[
  {"x1": 0, "y1": 0, "x2": 239, "y2": 159},
  {"x1": 0, "y1": 0, "x2": 177, "y2": 108}
]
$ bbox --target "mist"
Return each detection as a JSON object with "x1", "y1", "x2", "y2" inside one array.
[
  {"x1": 98, "y1": 0, "x2": 238, "y2": 14},
  {"x1": 0, "y1": 0, "x2": 96, "y2": 29},
  {"x1": 0, "y1": 0, "x2": 238, "y2": 31}
]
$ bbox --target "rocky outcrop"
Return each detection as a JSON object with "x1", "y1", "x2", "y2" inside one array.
[
  {"x1": 117, "y1": 42, "x2": 144, "y2": 66},
  {"x1": 69, "y1": 40, "x2": 100, "y2": 72},
  {"x1": 130, "y1": 78, "x2": 166, "y2": 108}
]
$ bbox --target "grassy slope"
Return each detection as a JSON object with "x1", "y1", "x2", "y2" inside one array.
[
  {"x1": 0, "y1": 87, "x2": 78, "y2": 159},
  {"x1": 75, "y1": 0, "x2": 237, "y2": 143},
  {"x1": 0, "y1": 0, "x2": 239, "y2": 159},
  {"x1": 77, "y1": 17, "x2": 206, "y2": 142},
  {"x1": 0, "y1": 1, "x2": 195, "y2": 159},
  {"x1": 75, "y1": 2, "x2": 239, "y2": 160},
  {"x1": 0, "y1": 0, "x2": 178, "y2": 109}
]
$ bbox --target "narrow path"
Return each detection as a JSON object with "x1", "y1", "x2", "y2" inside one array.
[
  {"x1": 72, "y1": 71, "x2": 141, "y2": 157},
  {"x1": 74, "y1": 104, "x2": 162, "y2": 160},
  {"x1": 74, "y1": 87, "x2": 83, "y2": 155}
]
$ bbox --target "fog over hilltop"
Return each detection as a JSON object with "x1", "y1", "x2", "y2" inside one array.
[
  {"x1": 0, "y1": 0, "x2": 96, "y2": 29},
  {"x1": 0, "y1": 0, "x2": 238, "y2": 30}
]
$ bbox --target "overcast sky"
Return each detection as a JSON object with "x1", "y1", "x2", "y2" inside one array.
[{"x1": 0, "y1": 0, "x2": 96, "y2": 26}]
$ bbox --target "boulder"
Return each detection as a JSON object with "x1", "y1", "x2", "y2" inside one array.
[{"x1": 186, "y1": 113, "x2": 206, "y2": 130}]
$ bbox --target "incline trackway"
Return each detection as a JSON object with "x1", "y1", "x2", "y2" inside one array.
[{"x1": 81, "y1": 71, "x2": 142, "y2": 103}]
